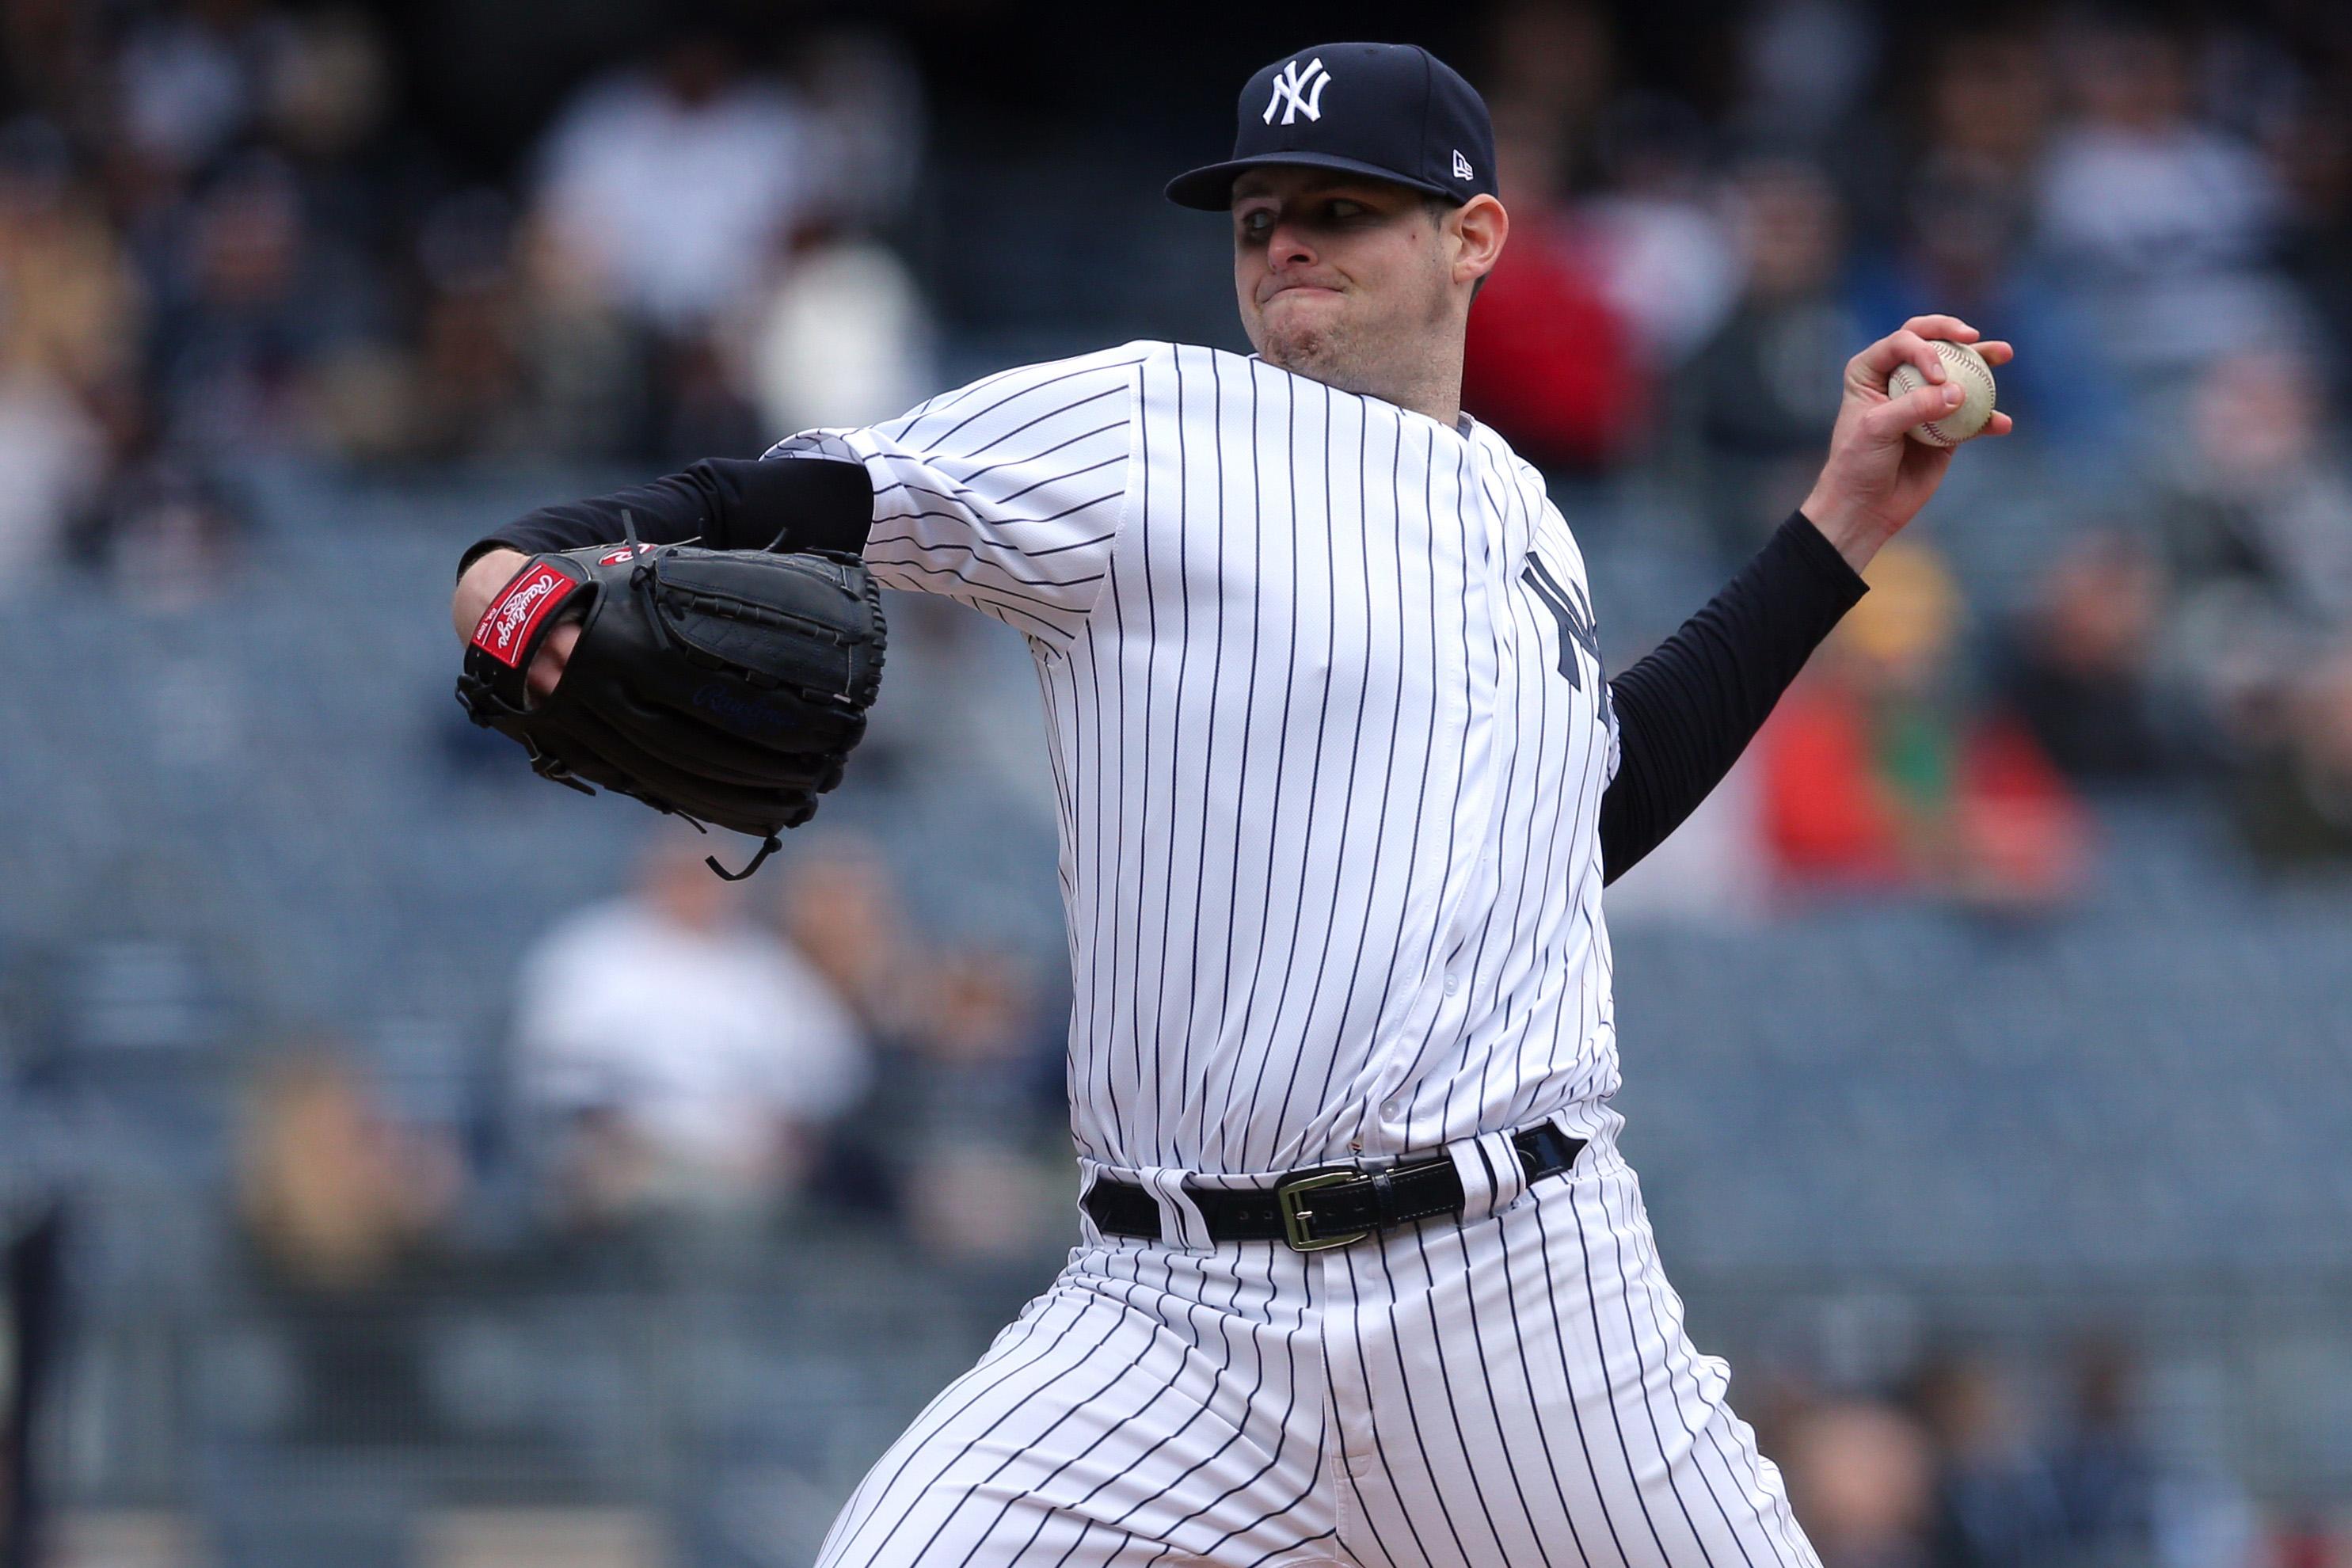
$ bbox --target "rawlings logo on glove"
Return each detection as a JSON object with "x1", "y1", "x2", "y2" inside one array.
[{"x1": 474, "y1": 563, "x2": 581, "y2": 667}]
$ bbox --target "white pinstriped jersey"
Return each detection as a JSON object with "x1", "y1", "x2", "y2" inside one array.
[{"x1": 769, "y1": 341, "x2": 1623, "y2": 1178}]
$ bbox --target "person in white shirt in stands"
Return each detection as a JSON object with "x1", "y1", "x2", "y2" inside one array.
[
  {"x1": 533, "y1": 25, "x2": 810, "y2": 335},
  {"x1": 512, "y1": 825, "x2": 867, "y2": 1224}
]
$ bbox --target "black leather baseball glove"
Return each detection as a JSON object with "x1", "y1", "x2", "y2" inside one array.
[{"x1": 455, "y1": 525, "x2": 885, "y2": 877}]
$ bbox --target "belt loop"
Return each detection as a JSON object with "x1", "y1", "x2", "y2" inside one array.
[
  {"x1": 1448, "y1": 1130, "x2": 1532, "y2": 1222},
  {"x1": 1141, "y1": 1166, "x2": 1214, "y2": 1250},
  {"x1": 1075, "y1": 1161, "x2": 1107, "y2": 1246}
]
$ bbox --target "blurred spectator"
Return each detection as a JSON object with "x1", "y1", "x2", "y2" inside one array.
[
  {"x1": 1782, "y1": 1397, "x2": 1936, "y2": 1568},
  {"x1": 1478, "y1": 0, "x2": 1615, "y2": 181},
  {"x1": 654, "y1": 322, "x2": 764, "y2": 462},
  {"x1": 774, "y1": 834, "x2": 926, "y2": 1047},
  {"x1": 894, "y1": 949, "x2": 1064, "y2": 1266},
  {"x1": 2035, "y1": 17, "x2": 2292, "y2": 382},
  {"x1": 1684, "y1": 158, "x2": 1857, "y2": 555},
  {"x1": 768, "y1": 842, "x2": 1069, "y2": 1259},
  {"x1": 257, "y1": 7, "x2": 394, "y2": 192},
  {"x1": 1736, "y1": 0, "x2": 1880, "y2": 151},
  {"x1": 2048, "y1": 1338, "x2": 2160, "y2": 1565},
  {"x1": 1461, "y1": 101, "x2": 1650, "y2": 471},
  {"x1": 147, "y1": 151, "x2": 382, "y2": 452},
  {"x1": 2270, "y1": 101, "x2": 2352, "y2": 397},
  {"x1": 1, "y1": 1205, "x2": 63, "y2": 1568},
  {"x1": 1920, "y1": 25, "x2": 2058, "y2": 188},
  {"x1": 513, "y1": 828, "x2": 869, "y2": 1227},
  {"x1": 1581, "y1": 93, "x2": 1741, "y2": 370},
  {"x1": 236, "y1": 1043, "x2": 462, "y2": 1292},
  {"x1": 0, "y1": 371, "x2": 104, "y2": 579},
  {"x1": 69, "y1": 407, "x2": 249, "y2": 606},
  {"x1": 1759, "y1": 540, "x2": 2089, "y2": 906},
  {"x1": 747, "y1": 219, "x2": 936, "y2": 437},
  {"x1": 0, "y1": 119, "x2": 144, "y2": 390},
  {"x1": 534, "y1": 26, "x2": 811, "y2": 336},
  {"x1": 0, "y1": 117, "x2": 138, "y2": 577},
  {"x1": 2155, "y1": 348, "x2": 2352, "y2": 759},
  {"x1": 2161, "y1": 349, "x2": 2352, "y2": 629},
  {"x1": 2232, "y1": 639, "x2": 2352, "y2": 872},
  {"x1": 1992, "y1": 529, "x2": 2175, "y2": 785},
  {"x1": 788, "y1": 26, "x2": 926, "y2": 230},
  {"x1": 503, "y1": 200, "x2": 656, "y2": 459},
  {"x1": 1910, "y1": 1352, "x2": 2067, "y2": 1568},
  {"x1": 233, "y1": 1042, "x2": 467, "y2": 1460},
  {"x1": 112, "y1": 0, "x2": 273, "y2": 176}
]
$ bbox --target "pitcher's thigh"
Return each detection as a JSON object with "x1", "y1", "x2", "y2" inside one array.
[
  {"x1": 816, "y1": 1262, "x2": 1339, "y2": 1568},
  {"x1": 1344, "y1": 1158, "x2": 1820, "y2": 1568}
]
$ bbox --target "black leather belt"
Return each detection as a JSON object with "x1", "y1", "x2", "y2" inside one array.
[{"x1": 1083, "y1": 1125, "x2": 1586, "y2": 1251}]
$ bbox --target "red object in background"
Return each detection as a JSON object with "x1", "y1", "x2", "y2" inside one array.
[
  {"x1": 1762, "y1": 685, "x2": 1909, "y2": 885},
  {"x1": 1761, "y1": 683, "x2": 2089, "y2": 899},
  {"x1": 1463, "y1": 218, "x2": 1649, "y2": 471},
  {"x1": 2270, "y1": 1517, "x2": 2339, "y2": 1568}
]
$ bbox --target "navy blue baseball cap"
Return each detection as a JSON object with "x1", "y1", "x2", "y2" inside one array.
[{"x1": 1166, "y1": 42, "x2": 1499, "y2": 211}]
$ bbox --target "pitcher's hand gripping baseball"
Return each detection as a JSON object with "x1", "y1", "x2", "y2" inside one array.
[
  {"x1": 455, "y1": 525, "x2": 885, "y2": 877},
  {"x1": 1802, "y1": 313, "x2": 2015, "y2": 570}
]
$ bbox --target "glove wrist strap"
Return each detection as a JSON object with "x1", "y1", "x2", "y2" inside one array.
[{"x1": 463, "y1": 556, "x2": 591, "y2": 710}]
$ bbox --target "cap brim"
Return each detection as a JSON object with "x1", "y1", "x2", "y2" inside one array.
[{"x1": 1164, "y1": 150, "x2": 1462, "y2": 210}]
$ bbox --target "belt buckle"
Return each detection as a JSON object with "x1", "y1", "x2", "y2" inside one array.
[{"x1": 1277, "y1": 1169, "x2": 1372, "y2": 1252}]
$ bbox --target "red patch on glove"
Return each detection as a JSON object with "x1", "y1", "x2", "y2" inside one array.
[{"x1": 471, "y1": 561, "x2": 579, "y2": 668}]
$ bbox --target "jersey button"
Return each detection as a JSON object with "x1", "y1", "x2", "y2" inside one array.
[
  {"x1": 1443, "y1": 973, "x2": 1460, "y2": 995},
  {"x1": 1382, "y1": 1098, "x2": 1405, "y2": 1119}
]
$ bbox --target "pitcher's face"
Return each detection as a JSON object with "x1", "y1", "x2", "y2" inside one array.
[{"x1": 1231, "y1": 168, "x2": 1459, "y2": 394}]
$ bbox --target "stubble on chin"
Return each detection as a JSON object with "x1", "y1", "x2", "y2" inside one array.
[{"x1": 1256, "y1": 313, "x2": 1367, "y2": 394}]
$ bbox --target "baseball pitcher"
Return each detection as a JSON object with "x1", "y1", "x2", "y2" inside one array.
[{"x1": 452, "y1": 41, "x2": 2012, "y2": 1567}]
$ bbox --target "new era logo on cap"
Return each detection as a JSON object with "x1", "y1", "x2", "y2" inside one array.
[
  {"x1": 1264, "y1": 58, "x2": 1330, "y2": 125},
  {"x1": 1166, "y1": 41, "x2": 1499, "y2": 211}
]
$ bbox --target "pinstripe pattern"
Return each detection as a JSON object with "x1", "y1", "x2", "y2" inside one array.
[
  {"x1": 816, "y1": 1121, "x2": 1817, "y2": 1568},
  {"x1": 1326, "y1": 1125, "x2": 1816, "y2": 1568},
  {"x1": 814, "y1": 1235, "x2": 1339, "y2": 1568},
  {"x1": 771, "y1": 341, "x2": 1622, "y2": 1178},
  {"x1": 787, "y1": 342, "x2": 1814, "y2": 1566}
]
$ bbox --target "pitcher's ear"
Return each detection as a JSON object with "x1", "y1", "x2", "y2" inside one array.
[{"x1": 1454, "y1": 193, "x2": 1509, "y2": 287}]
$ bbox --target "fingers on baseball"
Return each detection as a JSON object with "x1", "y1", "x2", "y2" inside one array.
[
  {"x1": 1867, "y1": 379, "x2": 1966, "y2": 440},
  {"x1": 1858, "y1": 329, "x2": 1947, "y2": 388},
  {"x1": 1973, "y1": 339, "x2": 2015, "y2": 367},
  {"x1": 1901, "y1": 314, "x2": 1977, "y2": 344}
]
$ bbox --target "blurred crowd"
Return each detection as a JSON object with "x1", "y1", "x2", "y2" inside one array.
[
  {"x1": 2, "y1": 1, "x2": 2346, "y2": 896},
  {"x1": 1760, "y1": 1342, "x2": 2256, "y2": 1568},
  {"x1": 237, "y1": 825, "x2": 1071, "y2": 1290},
  {"x1": 0, "y1": 0, "x2": 932, "y2": 587},
  {"x1": 1455, "y1": 1, "x2": 2352, "y2": 901},
  {"x1": 220, "y1": 893, "x2": 2292, "y2": 1568},
  {"x1": 7, "y1": 2, "x2": 2352, "y2": 1562}
]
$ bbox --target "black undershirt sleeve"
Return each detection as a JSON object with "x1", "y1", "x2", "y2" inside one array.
[
  {"x1": 455, "y1": 455, "x2": 875, "y2": 579},
  {"x1": 466, "y1": 469, "x2": 1853, "y2": 885},
  {"x1": 1598, "y1": 509, "x2": 1869, "y2": 885}
]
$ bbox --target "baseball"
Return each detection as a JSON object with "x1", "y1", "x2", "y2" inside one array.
[{"x1": 1887, "y1": 339, "x2": 1997, "y2": 447}]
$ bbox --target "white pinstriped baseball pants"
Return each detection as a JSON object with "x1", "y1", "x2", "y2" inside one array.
[{"x1": 814, "y1": 1113, "x2": 1819, "y2": 1568}]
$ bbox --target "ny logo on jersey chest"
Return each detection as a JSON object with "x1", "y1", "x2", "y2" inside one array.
[
  {"x1": 1522, "y1": 557, "x2": 1612, "y2": 726},
  {"x1": 1264, "y1": 58, "x2": 1332, "y2": 125}
]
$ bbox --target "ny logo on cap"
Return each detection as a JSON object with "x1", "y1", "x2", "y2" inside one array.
[{"x1": 1264, "y1": 57, "x2": 1331, "y2": 125}]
